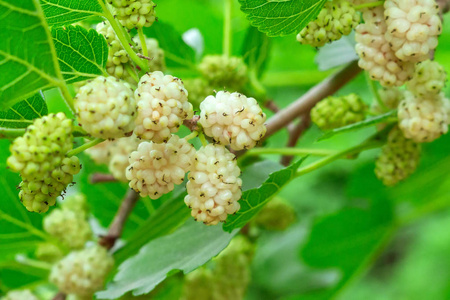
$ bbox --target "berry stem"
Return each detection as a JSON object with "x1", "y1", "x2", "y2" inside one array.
[
  {"x1": 198, "y1": 131, "x2": 208, "y2": 146},
  {"x1": 249, "y1": 68, "x2": 267, "y2": 100},
  {"x1": 184, "y1": 131, "x2": 199, "y2": 141},
  {"x1": 241, "y1": 147, "x2": 335, "y2": 158},
  {"x1": 365, "y1": 72, "x2": 388, "y2": 112},
  {"x1": 223, "y1": 0, "x2": 233, "y2": 57},
  {"x1": 16, "y1": 254, "x2": 52, "y2": 271},
  {"x1": 67, "y1": 138, "x2": 104, "y2": 157},
  {"x1": 90, "y1": 173, "x2": 117, "y2": 184},
  {"x1": 58, "y1": 84, "x2": 76, "y2": 113},
  {"x1": 354, "y1": 1, "x2": 385, "y2": 10},
  {"x1": 97, "y1": 0, "x2": 150, "y2": 72},
  {"x1": 124, "y1": 63, "x2": 139, "y2": 84},
  {"x1": 0, "y1": 128, "x2": 26, "y2": 139},
  {"x1": 138, "y1": 28, "x2": 149, "y2": 58}
]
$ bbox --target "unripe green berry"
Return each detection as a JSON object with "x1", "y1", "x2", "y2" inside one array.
[
  {"x1": 198, "y1": 55, "x2": 248, "y2": 91},
  {"x1": 254, "y1": 197, "x2": 296, "y2": 231}
]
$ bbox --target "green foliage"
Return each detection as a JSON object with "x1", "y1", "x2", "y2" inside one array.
[
  {"x1": 40, "y1": 0, "x2": 103, "y2": 27},
  {"x1": 97, "y1": 219, "x2": 237, "y2": 299},
  {"x1": 0, "y1": 0, "x2": 63, "y2": 109},
  {"x1": 239, "y1": 0, "x2": 328, "y2": 37},
  {"x1": 241, "y1": 26, "x2": 271, "y2": 78},
  {"x1": 0, "y1": 93, "x2": 47, "y2": 129},
  {"x1": 52, "y1": 25, "x2": 108, "y2": 83}
]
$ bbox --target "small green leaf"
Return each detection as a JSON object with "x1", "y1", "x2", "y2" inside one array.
[
  {"x1": 97, "y1": 219, "x2": 238, "y2": 299},
  {"x1": 0, "y1": 93, "x2": 47, "y2": 129},
  {"x1": 239, "y1": 0, "x2": 327, "y2": 37},
  {"x1": 143, "y1": 21, "x2": 196, "y2": 69},
  {"x1": 40, "y1": 0, "x2": 103, "y2": 27},
  {"x1": 52, "y1": 25, "x2": 108, "y2": 84},
  {"x1": 223, "y1": 158, "x2": 306, "y2": 232},
  {"x1": 0, "y1": 0, "x2": 63, "y2": 109},
  {"x1": 318, "y1": 110, "x2": 397, "y2": 141},
  {"x1": 241, "y1": 26, "x2": 271, "y2": 78}
]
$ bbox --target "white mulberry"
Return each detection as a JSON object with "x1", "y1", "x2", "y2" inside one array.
[
  {"x1": 75, "y1": 76, "x2": 137, "y2": 139},
  {"x1": 398, "y1": 91, "x2": 449, "y2": 142},
  {"x1": 134, "y1": 71, "x2": 193, "y2": 143},
  {"x1": 3, "y1": 290, "x2": 39, "y2": 300},
  {"x1": 198, "y1": 55, "x2": 248, "y2": 91},
  {"x1": 50, "y1": 245, "x2": 114, "y2": 298},
  {"x1": 107, "y1": 0, "x2": 156, "y2": 29},
  {"x1": 355, "y1": 7, "x2": 415, "y2": 86},
  {"x1": 297, "y1": 0, "x2": 360, "y2": 47},
  {"x1": 126, "y1": 135, "x2": 195, "y2": 199},
  {"x1": 184, "y1": 145, "x2": 242, "y2": 225},
  {"x1": 407, "y1": 60, "x2": 447, "y2": 97},
  {"x1": 384, "y1": 0, "x2": 442, "y2": 62},
  {"x1": 199, "y1": 91, "x2": 266, "y2": 150}
]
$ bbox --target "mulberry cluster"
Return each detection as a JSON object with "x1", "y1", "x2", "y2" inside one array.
[
  {"x1": 375, "y1": 127, "x2": 421, "y2": 186},
  {"x1": 61, "y1": 193, "x2": 89, "y2": 218},
  {"x1": 398, "y1": 91, "x2": 449, "y2": 142},
  {"x1": 199, "y1": 91, "x2": 267, "y2": 151},
  {"x1": 355, "y1": 7, "x2": 415, "y2": 86},
  {"x1": 311, "y1": 93, "x2": 366, "y2": 130},
  {"x1": 126, "y1": 135, "x2": 195, "y2": 199},
  {"x1": 407, "y1": 60, "x2": 447, "y2": 97},
  {"x1": 7, "y1": 113, "x2": 81, "y2": 213},
  {"x1": 50, "y1": 245, "x2": 114, "y2": 298},
  {"x1": 184, "y1": 145, "x2": 242, "y2": 225},
  {"x1": 3, "y1": 290, "x2": 39, "y2": 300},
  {"x1": 134, "y1": 71, "x2": 193, "y2": 143},
  {"x1": 107, "y1": 0, "x2": 156, "y2": 29},
  {"x1": 198, "y1": 55, "x2": 248, "y2": 91},
  {"x1": 384, "y1": 0, "x2": 442, "y2": 62},
  {"x1": 297, "y1": 0, "x2": 360, "y2": 47},
  {"x1": 75, "y1": 76, "x2": 137, "y2": 139}
]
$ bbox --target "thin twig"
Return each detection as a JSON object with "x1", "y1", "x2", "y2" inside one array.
[
  {"x1": 264, "y1": 100, "x2": 280, "y2": 113},
  {"x1": 137, "y1": 53, "x2": 154, "y2": 61},
  {"x1": 281, "y1": 114, "x2": 311, "y2": 166},
  {"x1": 183, "y1": 115, "x2": 200, "y2": 132},
  {"x1": 90, "y1": 173, "x2": 117, "y2": 184},
  {"x1": 99, "y1": 189, "x2": 140, "y2": 250},
  {"x1": 52, "y1": 292, "x2": 66, "y2": 300}
]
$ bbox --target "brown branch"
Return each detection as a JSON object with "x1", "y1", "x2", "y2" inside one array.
[
  {"x1": 99, "y1": 189, "x2": 140, "y2": 250},
  {"x1": 52, "y1": 292, "x2": 66, "y2": 300},
  {"x1": 437, "y1": 0, "x2": 450, "y2": 15},
  {"x1": 264, "y1": 100, "x2": 280, "y2": 113},
  {"x1": 90, "y1": 173, "x2": 117, "y2": 184},
  {"x1": 183, "y1": 115, "x2": 200, "y2": 132},
  {"x1": 264, "y1": 60, "x2": 361, "y2": 138},
  {"x1": 281, "y1": 114, "x2": 311, "y2": 166},
  {"x1": 137, "y1": 53, "x2": 154, "y2": 61}
]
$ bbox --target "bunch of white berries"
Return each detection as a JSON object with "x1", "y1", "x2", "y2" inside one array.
[
  {"x1": 184, "y1": 144, "x2": 242, "y2": 225},
  {"x1": 50, "y1": 245, "x2": 114, "y2": 298},
  {"x1": 297, "y1": 0, "x2": 360, "y2": 47},
  {"x1": 75, "y1": 76, "x2": 137, "y2": 139},
  {"x1": 134, "y1": 71, "x2": 193, "y2": 143},
  {"x1": 407, "y1": 60, "x2": 447, "y2": 97},
  {"x1": 2, "y1": 289, "x2": 39, "y2": 300},
  {"x1": 199, "y1": 91, "x2": 267, "y2": 150},
  {"x1": 107, "y1": 0, "x2": 156, "y2": 29},
  {"x1": 126, "y1": 135, "x2": 195, "y2": 198}
]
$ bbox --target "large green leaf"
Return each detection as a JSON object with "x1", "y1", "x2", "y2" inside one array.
[
  {"x1": 241, "y1": 26, "x2": 271, "y2": 78},
  {"x1": 239, "y1": 0, "x2": 327, "y2": 37},
  {"x1": 0, "y1": 0, "x2": 63, "y2": 109},
  {"x1": 97, "y1": 219, "x2": 238, "y2": 299},
  {"x1": 143, "y1": 21, "x2": 196, "y2": 69},
  {"x1": 0, "y1": 93, "x2": 47, "y2": 129},
  {"x1": 52, "y1": 25, "x2": 108, "y2": 83},
  {"x1": 223, "y1": 158, "x2": 305, "y2": 232},
  {"x1": 40, "y1": 0, "x2": 103, "y2": 27}
]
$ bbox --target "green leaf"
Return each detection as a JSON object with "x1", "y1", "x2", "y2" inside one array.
[
  {"x1": 223, "y1": 158, "x2": 306, "y2": 232},
  {"x1": 143, "y1": 21, "x2": 196, "y2": 69},
  {"x1": 114, "y1": 191, "x2": 191, "y2": 264},
  {"x1": 297, "y1": 199, "x2": 394, "y2": 299},
  {"x1": 0, "y1": 93, "x2": 47, "y2": 129},
  {"x1": 0, "y1": 0, "x2": 63, "y2": 109},
  {"x1": 97, "y1": 219, "x2": 238, "y2": 299},
  {"x1": 315, "y1": 34, "x2": 358, "y2": 71},
  {"x1": 241, "y1": 160, "x2": 283, "y2": 191},
  {"x1": 52, "y1": 25, "x2": 108, "y2": 84},
  {"x1": 318, "y1": 110, "x2": 397, "y2": 141},
  {"x1": 241, "y1": 26, "x2": 271, "y2": 77},
  {"x1": 239, "y1": 0, "x2": 328, "y2": 37},
  {"x1": 40, "y1": 0, "x2": 103, "y2": 27}
]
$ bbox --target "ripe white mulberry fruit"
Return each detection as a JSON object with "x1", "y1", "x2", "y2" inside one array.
[
  {"x1": 375, "y1": 127, "x2": 421, "y2": 186},
  {"x1": 355, "y1": 7, "x2": 415, "y2": 86},
  {"x1": 407, "y1": 60, "x2": 447, "y2": 97},
  {"x1": 311, "y1": 93, "x2": 366, "y2": 130},
  {"x1": 43, "y1": 208, "x2": 92, "y2": 249},
  {"x1": 108, "y1": 135, "x2": 141, "y2": 181},
  {"x1": 126, "y1": 135, "x2": 195, "y2": 199},
  {"x1": 184, "y1": 145, "x2": 242, "y2": 225},
  {"x1": 75, "y1": 76, "x2": 137, "y2": 139},
  {"x1": 198, "y1": 55, "x2": 248, "y2": 91},
  {"x1": 50, "y1": 245, "x2": 114, "y2": 298},
  {"x1": 199, "y1": 91, "x2": 266, "y2": 150},
  {"x1": 3, "y1": 289, "x2": 39, "y2": 300},
  {"x1": 107, "y1": 0, "x2": 156, "y2": 29},
  {"x1": 384, "y1": 0, "x2": 442, "y2": 62},
  {"x1": 134, "y1": 71, "x2": 193, "y2": 143},
  {"x1": 297, "y1": 0, "x2": 360, "y2": 47},
  {"x1": 398, "y1": 91, "x2": 449, "y2": 142}
]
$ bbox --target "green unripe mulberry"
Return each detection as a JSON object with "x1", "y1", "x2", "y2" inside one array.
[
  {"x1": 254, "y1": 197, "x2": 296, "y2": 231},
  {"x1": 375, "y1": 127, "x2": 421, "y2": 186},
  {"x1": 198, "y1": 55, "x2": 248, "y2": 91},
  {"x1": 311, "y1": 93, "x2": 367, "y2": 130}
]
